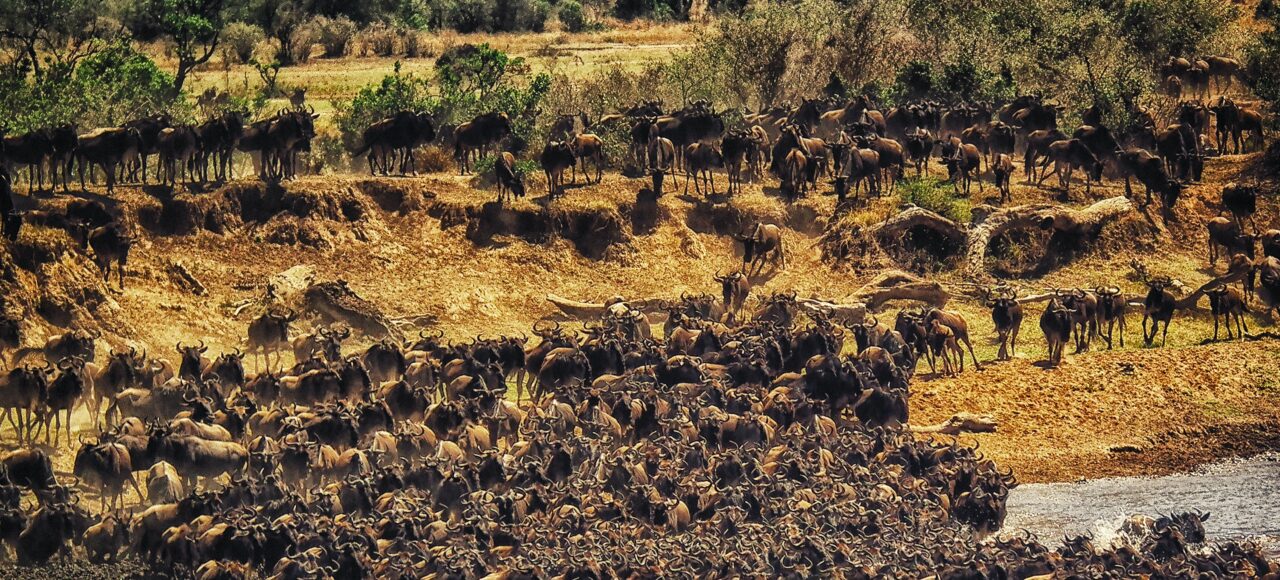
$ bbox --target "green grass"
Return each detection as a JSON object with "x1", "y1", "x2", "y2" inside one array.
[{"x1": 898, "y1": 176, "x2": 972, "y2": 223}]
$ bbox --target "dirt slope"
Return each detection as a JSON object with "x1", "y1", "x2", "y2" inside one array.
[{"x1": 5, "y1": 149, "x2": 1279, "y2": 483}]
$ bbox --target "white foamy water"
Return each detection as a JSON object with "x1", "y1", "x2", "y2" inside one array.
[{"x1": 1002, "y1": 453, "x2": 1280, "y2": 554}]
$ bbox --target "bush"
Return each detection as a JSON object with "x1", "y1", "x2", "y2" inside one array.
[
  {"x1": 306, "y1": 15, "x2": 357, "y2": 58},
  {"x1": 449, "y1": 0, "x2": 493, "y2": 33},
  {"x1": 222, "y1": 22, "x2": 265, "y2": 64},
  {"x1": 404, "y1": 29, "x2": 430, "y2": 58},
  {"x1": 358, "y1": 22, "x2": 399, "y2": 57},
  {"x1": 1248, "y1": 27, "x2": 1280, "y2": 118},
  {"x1": 492, "y1": 0, "x2": 552, "y2": 32},
  {"x1": 558, "y1": 0, "x2": 588, "y2": 32},
  {"x1": 288, "y1": 25, "x2": 318, "y2": 64},
  {"x1": 898, "y1": 176, "x2": 971, "y2": 224}
]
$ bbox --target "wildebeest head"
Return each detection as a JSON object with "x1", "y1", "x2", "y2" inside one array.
[{"x1": 176, "y1": 340, "x2": 208, "y2": 380}]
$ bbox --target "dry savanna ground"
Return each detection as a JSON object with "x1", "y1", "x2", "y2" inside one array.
[{"x1": 7, "y1": 134, "x2": 1280, "y2": 485}]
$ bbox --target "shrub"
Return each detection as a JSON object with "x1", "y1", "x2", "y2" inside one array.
[
  {"x1": 1247, "y1": 27, "x2": 1280, "y2": 119},
  {"x1": 288, "y1": 25, "x2": 318, "y2": 64},
  {"x1": 558, "y1": 0, "x2": 588, "y2": 32},
  {"x1": 358, "y1": 22, "x2": 399, "y2": 57},
  {"x1": 492, "y1": 0, "x2": 552, "y2": 32},
  {"x1": 416, "y1": 146, "x2": 454, "y2": 173},
  {"x1": 449, "y1": 0, "x2": 493, "y2": 33},
  {"x1": 404, "y1": 29, "x2": 430, "y2": 58},
  {"x1": 222, "y1": 22, "x2": 265, "y2": 64},
  {"x1": 307, "y1": 15, "x2": 357, "y2": 58},
  {"x1": 898, "y1": 176, "x2": 971, "y2": 224}
]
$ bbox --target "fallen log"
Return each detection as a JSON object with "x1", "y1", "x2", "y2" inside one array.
[
  {"x1": 962, "y1": 196, "x2": 1135, "y2": 279},
  {"x1": 546, "y1": 294, "x2": 667, "y2": 319},
  {"x1": 911, "y1": 412, "x2": 998, "y2": 435}
]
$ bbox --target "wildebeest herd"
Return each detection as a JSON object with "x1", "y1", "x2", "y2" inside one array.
[{"x1": 0, "y1": 289, "x2": 1270, "y2": 576}]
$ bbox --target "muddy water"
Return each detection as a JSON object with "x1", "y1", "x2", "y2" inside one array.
[{"x1": 1003, "y1": 453, "x2": 1280, "y2": 553}]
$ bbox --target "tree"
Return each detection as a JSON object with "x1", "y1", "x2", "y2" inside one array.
[
  {"x1": 146, "y1": 0, "x2": 226, "y2": 93},
  {"x1": 0, "y1": 0, "x2": 112, "y2": 79}
]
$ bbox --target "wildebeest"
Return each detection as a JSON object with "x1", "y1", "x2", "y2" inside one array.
[
  {"x1": 540, "y1": 141, "x2": 575, "y2": 198},
  {"x1": 714, "y1": 271, "x2": 750, "y2": 316},
  {"x1": 735, "y1": 223, "x2": 785, "y2": 274},
  {"x1": 74, "y1": 127, "x2": 141, "y2": 193},
  {"x1": 455, "y1": 112, "x2": 513, "y2": 174},
  {"x1": 1095, "y1": 286, "x2": 1127, "y2": 349},
  {"x1": 494, "y1": 151, "x2": 525, "y2": 203},
  {"x1": 980, "y1": 286, "x2": 1022, "y2": 360},
  {"x1": 684, "y1": 142, "x2": 724, "y2": 197},
  {"x1": 992, "y1": 153, "x2": 1014, "y2": 203},
  {"x1": 1207, "y1": 285, "x2": 1247, "y2": 341},
  {"x1": 353, "y1": 111, "x2": 436, "y2": 175},
  {"x1": 1037, "y1": 139, "x2": 1102, "y2": 198},
  {"x1": 1141, "y1": 275, "x2": 1177, "y2": 347},
  {"x1": 1207, "y1": 216, "x2": 1255, "y2": 270},
  {"x1": 1117, "y1": 148, "x2": 1182, "y2": 209},
  {"x1": 247, "y1": 309, "x2": 296, "y2": 370},
  {"x1": 779, "y1": 148, "x2": 807, "y2": 200},
  {"x1": 941, "y1": 138, "x2": 981, "y2": 195},
  {"x1": 569, "y1": 133, "x2": 605, "y2": 184},
  {"x1": 904, "y1": 128, "x2": 935, "y2": 177},
  {"x1": 1220, "y1": 182, "x2": 1258, "y2": 234},
  {"x1": 73, "y1": 436, "x2": 141, "y2": 510},
  {"x1": 1039, "y1": 297, "x2": 1073, "y2": 367},
  {"x1": 156, "y1": 125, "x2": 199, "y2": 186},
  {"x1": 75, "y1": 221, "x2": 133, "y2": 289}
]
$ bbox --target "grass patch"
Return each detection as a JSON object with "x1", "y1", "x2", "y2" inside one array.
[{"x1": 898, "y1": 176, "x2": 971, "y2": 223}]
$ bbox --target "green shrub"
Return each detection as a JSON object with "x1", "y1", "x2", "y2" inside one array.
[
  {"x1": 1248, "y1": 27, "x2": 1280, "y2": 119},
  {"x1": 898, "y1": 176, "x2": 971, "y2": 224},
  {"x1": 358, "y1": 22, "x2": 399, "y2": 57},
  {"x1": 222, "y1": 22, "x2": 265, "y2": 64},
  {"x1": 558, "y1": 0, "x2": 588, "y2": 32},
  {"x1": 449, "y1": 0, "x2": 493, "y2": 33}
]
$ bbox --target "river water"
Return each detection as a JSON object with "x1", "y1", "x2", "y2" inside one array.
[{"x1": 1003, "y1": 453, "x2": 1280, "y2": 553}]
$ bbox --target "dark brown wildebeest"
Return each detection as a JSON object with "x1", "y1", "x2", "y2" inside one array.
[
  {"x1": 353, "y1": 111, "x2": 436, "y2": 175},
  {"x1": 1037, "y1": 139, "x2": 1102, "y2": 199},
  {"x1": 156, "y1": 125, "x2": 199, "y2": 186},
  {"x1": 454, "y1": 112, "x2": 512, "y2": 175},
  {"x1": 549, "y1": 112, "x2": 589, "y2": 140},
  {"x1": 1023, "y1": 128, "x2": 1068, "y2": 182},
  {"x1": 568, "y1": 133, "x2": 605, "y2": 184},
  {"x1": 75, "y1": 221, "x2": 133, "y2": 289},
  {"x1": 46, "y1": 125, "x2": 77, "y2": 192},
  {"x1": 1141, "y1": 275, "x2": 1177, "y2": 347},
  {"x1": 122, "y1": 114, "x2": 171, "y2": 183},
  {"x1": 1206, "y1": 217, "x2": 1254, "y2": 267},
  {"x1": 540, "y1": 141, "x2": 574, "y2": 198},
  {"x1": 735, "y1": 223, "x2": 784, "y2": 274},
  {"x1": 648, "y1": 135, "x2": 676, "y2": 194},
  {"x1": 1207, "y1": 285, "x2": 1248, "y2": 341},
  {"x1": 979, "y1": 286, "x2": 1022, "y2": 361},
  {"x1": 494, "y1": 151, "x2": 525, "y2": 203},
  {"x1": 74, "y1": 128, "x2": 141, "y2": 193},
  {"x1": 1059, "y1": 289, "x2": 1099, "y2": 353},
  {"x1": 1117, "y1": 148, "x2": 1182, "y2": 209},
  {"x1": 720, "y1": 130, "x2": 753, "y2": 195},
  {"x1": 941, "y1": 137, "x2": 982, "y2": 195},
  {"x1": 265, "y1": 107, "x2": 319, "y2": 181},
  {"x1": 2, "y1": 130, "x2": 53, "y2": 193},
  {"x1": 1262, "y1": 229, "x2": 1280, "y2": 260},
  {"x1": 1072, "y1": 125, "x2": 1122, "y2": 173},
  {"x1": 650, "y1": 107, "x2": 726, "y2": 170},
  {"x1": 1210, "y1": 97, "x2": 1242, "y2": 155},
  {"x1": 904, "y1": 128, "x2": 934, "y2": 177},
  {"x1": 714, "y1": 271, "x2": 750, "y2": 316},
  {"x1": 1203, "y1": 55, "x2": 1242, "y2": 92},
  {"x1": 1095, "y1": 286, "x2": 1126, "y2": 349},
  {"x1": 1039, "y1": 297, "x2": 1073, "y2": 367},
  {"x1": 195, "y1": 111, "x2": 244, "y2": 182},
  {"x1": 780, "y1": 148, "x2": 807, "y2": 200},
  {"x1": 248, "y1": 309, "x2": 296, "y2": 371},
  {"x1": 992, "y1": 154, "x2": 1014, "y2": 203},
  {"x1": 857, "y1": 134, "x2": 905, "y2": 194},
  {"x1": 73, "y1": 436, "x2": 141, "y2": 510},
  {"x1": 684, "y1": 142, "x2": 723, "y2": 197}
]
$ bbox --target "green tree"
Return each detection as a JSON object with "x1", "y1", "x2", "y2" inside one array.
[
  {"x1": 146, "y1": 0, "x2": 226, "y2": 92},
  {"x1": 0, "y1": 0, "x2": 113, "y2": 79}
]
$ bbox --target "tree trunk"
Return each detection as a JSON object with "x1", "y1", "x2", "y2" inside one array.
[{"x1": 962, "y1": 196, "x2": 1135, "y2": 279}]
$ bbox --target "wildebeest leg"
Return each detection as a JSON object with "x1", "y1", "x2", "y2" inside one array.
[
  {"x1": 1238, "y1": 312, "x2": 1248, "y2": 339},
  {"x1": 1161, "y1": 321, "x2": 1169, "y2": 346},
  {"x1": 1213, "y1": 312, "x2": 1220, "y2": 340}
]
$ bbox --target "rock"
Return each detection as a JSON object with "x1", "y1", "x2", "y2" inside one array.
[{"x1": 269, "y1": 265, "x2": 317, "y2": 301}]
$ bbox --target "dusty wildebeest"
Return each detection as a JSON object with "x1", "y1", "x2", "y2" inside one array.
[
  {"x1": 735, "y1": 223, "x2": 785, "y2": 274},
  {"x1": 1095, "y1": 286, "x2": 1127, "y2": 349},
  {"x1": 940, "y1": 137, "x2": 981, "y2": 195},
  {"x1": 1037, "y1": 139, "x2": 1102, "y2": 199},
  {"x1": 1207, "y1": 216, "x2": 1255, "y2": 268},
  {"x1": 568, "y1": 133, "x2": 605, "y2": 184},
  {"x1": 195, "y1": 111, "x2": 245, "y2": 182},
  {"x1": 904, "y1": 128, "x2": 935, "y2": 177},
  {"x1": 1117, "y1": 148, "x2": 1183, "y2": 210},
  {"x1": 713, "y1": 271, "x2": 751, "y2": 317},
  {"x1": 1039, "y1": 297, "x2": 1074, "y2": 367},
  {"x1": 74, "y1": 221, "x2": 133, "y2": 289},
  {"x1": 992, "y1": 154, "x2": 1014, "y2": 204},
  {"x1": 1140, "y1": 274, "x2": 1177, "y2": 347},
  {"x1": 979, "y1": 286, "x2": 1022, "y2": 361},
  {"x1": 1207, "y1": 285, "x2": 1248, "y2": 341},
  {"x1": 74, "y1": 128, "x2": 141, "y2": 193},
  {"x1": 684, "y1": 142, "x2": 724, "y2": 197},
  {"x1": 540, "y1": 141, "x2": 575, "y2": 199},
  {"x1": 353, "y1": 111, "x2": 436, "y2": 175},
  {"x1": 493, "y1": 151, "x2": 525, "y2": 203},
  {"x1": 455, "y1": 112, "x2": 513, "y2": 175},
  {"x1": 248, "y1": 309, "x2": 297, "y2": 370}
]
